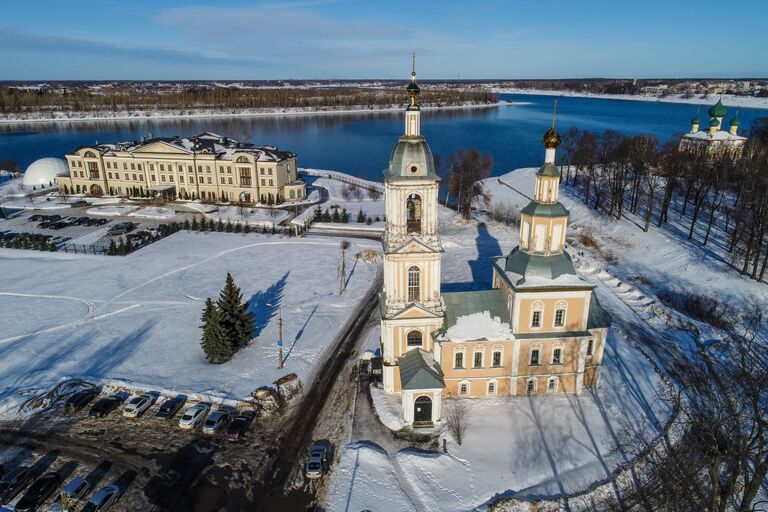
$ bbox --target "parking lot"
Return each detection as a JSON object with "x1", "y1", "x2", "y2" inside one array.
[
  {"x1": 0, "y1": 205, "x2": 182, "y2": 254},
  {"x1": 0, "y1": 386, "x2": 280, "y2": 512}
]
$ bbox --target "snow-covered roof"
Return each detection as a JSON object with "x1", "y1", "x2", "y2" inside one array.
[
  {"x1": 682, "y1": 130, "x2": 746, "y2": 142},
  {"x1": 72, "y1": 133, "x2": 295, "y2": 163},
  {"x1": 439, "y1": 290, "x2": 513, "y2": 342},
  {"x1": 440, "y1": 311, "x2": 513, "y2": 342}
]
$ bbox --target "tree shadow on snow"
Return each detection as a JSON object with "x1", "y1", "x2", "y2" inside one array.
[{"x1": 247, "y1": 271, "x2": 289, "y2": 338}]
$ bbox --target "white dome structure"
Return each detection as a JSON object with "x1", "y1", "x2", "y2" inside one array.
[{"x1": 23, "y1": 158, "x2": 69, "y2": 188}]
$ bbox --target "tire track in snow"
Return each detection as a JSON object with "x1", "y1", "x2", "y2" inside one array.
[{"x1": 0, "y1": 292, "x2": 96, "y2": 345}]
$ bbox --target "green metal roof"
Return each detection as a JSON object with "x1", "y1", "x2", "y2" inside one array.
[
  {"x1": 709, "y1": 118, "x2": 720, "y2": 127},
  {"x1": 384, "y1": 136, "x2": 439, "y2": 181},
  {"x1": 504, "y1": 247, "x2": 578, "y2": 280},
  {"x1": 440, "y1": 289, "x2": 509, "y2": 335},
  {"x1": 398, "y1": 349, "x2": 445, "y2": 390},
  {"x1": 708, "y1": 99, "x2": 727, "y2": 118},
  {"x1": 691, "y1": 114, "x2": 702, "y2": 124},
  {"x1": 587, "y1": 291, "x2": 612, "y2": 329},
  {"x1": 730, "y1": 115, "x2": 741, "y2": 126},
  {"x1": 521, "y1": 200, "x2": 569, "y2": 218},
  {"x1": 536, "y1": 162, "x2": 561, "y2": 177}
]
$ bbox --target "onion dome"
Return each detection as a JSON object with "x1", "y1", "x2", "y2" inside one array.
[
  {"x1": 708, "y1": 99, "x2": 727, "y2": 118},
  {"x1": 385, "y1": 136, "x2": 438, "y2": 181},
  {"x1": 730, "y1": 114, "x2": 741, "y2": 127},
  {"x1": 691, "y1": 113, "x2": 701, "y2": 125},
  {"x1": 709, "y1": 117, "x2": 720, "y2": 128},
  {"x1": 542, "y1": 127, "x2": 562, "y2": 149}
]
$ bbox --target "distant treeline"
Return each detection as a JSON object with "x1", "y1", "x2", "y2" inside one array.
[{"x1": 0, "y1": 86, "x2": 498, "y2": 114}]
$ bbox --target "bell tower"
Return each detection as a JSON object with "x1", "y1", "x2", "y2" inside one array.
[{"x1": 380, "y1": 55, "x2": 445, "y2": 394}]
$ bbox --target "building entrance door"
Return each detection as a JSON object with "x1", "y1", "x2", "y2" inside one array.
[{"x1": 414, "y1": 395, "x2": 432, "y2": 422}]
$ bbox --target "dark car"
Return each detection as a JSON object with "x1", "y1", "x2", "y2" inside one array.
[
  {"x1": 0, "y1": 466, "x2": 32, "y2": 504},
  {"x1": 226, "y1": 410, "x2": 256, "y2": 442},
  {"x1": 107, "y1": 223, "x2": 136, "y2": 236},
  {"x1": 88, "y1": 394, "x2": 126, "y2": 418},
  {"x1": 155, "y1": 395, "x2": 187, "y2": 420},
  {"x1": 14, "y1": 472, "x2": 62, "y2": 512},
  {"x1": 28, "y1": 214, "x2": 45, "y2": 222},
  {"x1": 71, "y1": 200, "x2": 89, "y2": 208},
  {"x1": 50, "y1": 221, "x2": 69, "y2": 230},
  {"x1": 64, "y1": 389, "x2": 99, "y2": 414}
]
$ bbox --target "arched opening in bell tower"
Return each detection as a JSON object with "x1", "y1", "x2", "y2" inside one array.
[{"x1": 407, "y1": 194, "x2": 422, "y2": 234}]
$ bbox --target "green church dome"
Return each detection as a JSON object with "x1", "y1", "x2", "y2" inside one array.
[
  {"x1": 730, "y1": 115, "x2": 741, "y2": 127},
  {"x1": 709, "y1": 117, "x2": 720, "y2": 128},
  {"x1": 691, "y1": 114, "x2": 701, "y2": 125},
  {"x1": 708, "y1": 99, "x2": 728, "y2": 118}
]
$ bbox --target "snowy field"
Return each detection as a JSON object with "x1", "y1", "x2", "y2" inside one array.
[{"x1": 0, "y1": 231, "x2": 380, "y2": 418}]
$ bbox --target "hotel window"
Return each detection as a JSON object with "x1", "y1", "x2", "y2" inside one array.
[
  {"x1": 139, "y1": 175, "x2": 144, "y2": 181},
  {"x1": 197, "y1": 166, "x2": 202, "y2": 172},
  {"x1": 124, "y1": 173, "x2": 128, "y2": 180},
  {"x1": 552, "y1": 348, "x2": 562, "y2": 365},
  {"x1": 160, "y1": 164, "x2": 164, "y2": 171},
  {"x1": 77, "y1": 161, "x2": 82, "y2": 167},
  {"x1": 548, "y1": 377, "x2": 558, "y2": 393},
  {"x1": 80, "y1": 171, "x2": 85, "y2": 177},
  {"x1": 406, "y1": 330, "x2": 422, "y2": 347},
  {"x1": 554, "y1": 309, "x2": 565, "y2": 327},
  {"x1": 150, "y1": 164, "x2": 155, "y2": 171},
  {"x1": 169, "y1": 176, "x2": 174, "y2": 183},
  {"x1": 150, "y1": 175, "x2": 156, "y2": 182},
  {"x1": 454, "y1": 352, "x2": 464, "y2": 369},
  {"x1": 221, "y1": 177, "x2": 226, "y2": 184},
  {"x1": 473, "y1": 351, "x2": 483, "y2": 369},
  {"x1": 131, "y1": 163, "x2": 135, "y2": 170},
  {"x1": 123, "y1": 163, "x2": 127, "y2": 169},
  {"x1": 587, "y1": 339, "x2": 594, "y2": 356},
  {"x1": 260, "y1": 168, "x2": 265, "y2": 175},
  {"x1": 407, "y1": 266, "x2": 420, "y2": 302},
  {"x1": 137, "y1": 164, "x2": 142, "y2": 171},
  {"x1": 199, "y1": 176, "x2": 204, "y2": 183},
  {"x1": 268, "y1": 168, "x2": 273, "y2": 175},
  {"x1": 530, "y1": 348, "x2": 540, "y2": 366},
  {"x1": 206, "y1": 166, "x2": 210, "y2": 172},
  {"x1": 228, "y1": 177, "x2": 233, "y2": 184},
  {"x1": 269, "y1": 179, "x2": 274, "y2": 186},
  {"x1": 227, "y1": 166, "x2": 232, "y2": 173},
  {"x1": 492, "y1": 351, "x2": 502, "y2": 367},
  {"x1": 188, "y1": 165, "x2": 193, "y2": 172},
  {"x1": 108, "y1": 172, "x2": 113, "y2": 179},
  {"x1": 132, "y1": 174, "x2": 137, "y2": 181},
  {"x1": 179, "y1": 175, "x2": 184, "y2": 183},
  {"x1": 261, "y1": 179, "x2": 266, "y2": 186},
  {"x1": 526, "y1": 379, "x2": 536, "y2": 394},
  {"x1": 160, "y1": 175, "x2": 166, "y2": 183},
  {"x1": 207, "y1": 177, "x2": 212, "y2": 184},
  {"x1": 459, "y1": 382, "x2": 469, "y2": 395}
]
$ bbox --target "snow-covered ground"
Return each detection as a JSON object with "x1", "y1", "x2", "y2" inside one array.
[
  {"x1": 493, "y1": 88, "x2": 768, "y2": 109},
  {"x1": 0, "y1": 231, "x2": 380, "y2": 418}
]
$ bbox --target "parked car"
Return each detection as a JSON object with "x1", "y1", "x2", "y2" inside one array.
[
  {"x1": 107, "y1": 223, "x2": 136, "y2": 236},
  {"x1": 305, "y1": 442, "x2": 330, "y2": 480},
  {"x1": 88, "y1": 394, "x2": 126, "y2": 418},
  {"x1": 78, "y1": 484, "x2": 120, "y2": 512},
  {"x1": 0, "y1": 467, "x2": 31, "y2": 504},
  {"x1": 71, "y1": 200, "x2": 89, "y2": 208},
  {"x1": 155, "y1": 395, "x2": 186, "y2": 420},
  {"x1": 60, "y1": 476, "x2": 91, "y2": 504},
  {"x1": 201, "y1": 411, "x2": 232, "y2": 435},
  {"x1": 178, "y1": 403, "x2": 211, "y2": 430},
  {"x1": 226, "y1": 410, "x2": 256, "y2": 442},
  {"x1": 64, "y1": 389, "x2": 99, "y2": 414},
  {"x1": 122, "y1": 394, "x2": 156, "y2": 418},
  {"x1": 14, "y1": 472, "x2": 62, "y2": 512},
  {"x1": 29, "y1": 214, "x2": 45, "y2": 222}
]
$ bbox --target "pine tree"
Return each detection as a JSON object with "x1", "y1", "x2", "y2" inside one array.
[
  {"x1": 183, "y1": 218, "x2": 191, "y2": 230},
  {"x1": 200, "y1": 300, "x2": 233, "y2": 363},
  {"x1": 243, "y1": 222, "x2": 251, "y2": 234},
  {"x1": 234, "y1": 222, "x2": 242, "y2": 233},
  {"x1": 313, "y1": 205, "x2": 323, "y2": 222},
  {"x1": 217, "y1": 219, "x2": 224, "y2": 232},
  {"x1": 357, "y1": 208, "x2": 365, "y2": 223},
  {"x1": 108, "y1": 239, "x2": 117, "y2": 255},
  {"x1": 341, "y1": 208, "x2": 350, "y2": 223},
  {"x1": 332, "y1": 207, "x2": 340, "y2": 223},
  {"x1": 217, "y1": 273, "x2": 255, "y2": 349},
  {"x1": 225, "y1": 220, "x2": 233, "y2": 233},
  {"x1": 322, "y1": 208, "x2": 331, "y2": 222},
  {"x1": 117, "y1": 238, "x2": 126, "y2": 255}
]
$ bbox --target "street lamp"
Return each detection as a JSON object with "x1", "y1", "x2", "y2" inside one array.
[{"x1": 267, "y1": 302, "x2": 284, "y2": 369}]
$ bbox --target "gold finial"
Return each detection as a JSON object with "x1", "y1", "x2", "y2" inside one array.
[{"x1": 542, "y1": 98, "x2": 562, "y2": 149}]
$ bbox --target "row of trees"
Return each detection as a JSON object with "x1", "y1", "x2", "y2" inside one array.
[
  {"x1": 558, "y1": 120, "x2": 768, "y2": 281},
  {"x1": 200, "y1": 273, "x2": 255, "y2": 363},
  {"x1": 0, "y1": 86, "x2": 498, "y2": 115}
]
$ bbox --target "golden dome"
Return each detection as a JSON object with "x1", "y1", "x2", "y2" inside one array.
[{"x1": 542, "y1": 127, "x2": 562, "y2": 149}]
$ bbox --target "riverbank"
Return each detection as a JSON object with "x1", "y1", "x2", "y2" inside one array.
[
  {"x1": 0, "y1": 101, "x2": 501, "y2": 125},
  {"x1": 492, "y1": 88, "x2": 768, "y2": 110}
]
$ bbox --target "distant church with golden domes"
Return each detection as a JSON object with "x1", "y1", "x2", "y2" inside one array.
[
  {"x1": 679, "y1": 99, "x2": 747, "y2": 157},
  {"x1": 379, "y1": 58, "x2": 611, "y2": 426}
]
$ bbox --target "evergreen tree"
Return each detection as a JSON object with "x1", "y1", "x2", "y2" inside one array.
[
  {"x1": 313, "y1": 205, "x2": 323, "y2": 222},
  {"x1": 243, "y1": 222, "x2": 251, "y2": 234},
  {"x1": 341, "y1": 208, "x2": 350, "y2": 223},
  {"x1": 217, "y1": 219, "x2": 224, "y2": 232},
  {"x1": 183, "y1": 218, "x2": 191, "y2": 230},
  {"x1": 216, "y1": 273, "x2": 255, "y2": 349},
  {"x1": 200, "y1": 300, "x2": 233, "y2": 363},
  {"x1": 117, "y1": 238, "x2": 126, "y2": 255},
  {"x1": 332, "y1": 207, "x2": 340, "y2": 223},
  {"x1": 234, "y1": 222, "x2": 242, "y2": 233},
  {"x1": 357, "y1": 208, "x2": 365, "y2": 223},
  {"x1": 225, "y1": 220, "x2": 233, "y2": 233},
  {"x1": 322, "y1": 208, "x2": 331, "y2": 222},
  {"x1": 108, "y1": 239, "x2": 117, "y2": 255}
]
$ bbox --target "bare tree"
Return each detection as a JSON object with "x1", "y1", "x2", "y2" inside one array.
[
  {"x1": 443, "y1": 399, "x2": 469, "y2": 445},
  {"x1": 446, "y1": 148, "x2": 492, "y2": 219},
  {"x1": 366, "y1": 187, "x2": 381, "y2": 200}
]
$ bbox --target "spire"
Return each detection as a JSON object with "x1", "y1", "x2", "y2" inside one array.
[{"x1": 406, "y1": 52, "x2": 420, "y2": 111}]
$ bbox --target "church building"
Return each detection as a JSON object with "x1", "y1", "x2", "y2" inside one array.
[
  {"x1": 379, "y1": 61, "x2": 611, "y2": 426},
  {"x1": 679, "y1": 99, "x2": 747, "y2": 157}
]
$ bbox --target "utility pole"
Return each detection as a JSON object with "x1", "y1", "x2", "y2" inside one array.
[{"x1": 277, "y1": 305, "x2": 284, "y2": 369}]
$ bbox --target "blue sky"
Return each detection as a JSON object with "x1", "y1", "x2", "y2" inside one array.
[{"x1": 1, "y1": 0, "x2": 766, "y2": 80}]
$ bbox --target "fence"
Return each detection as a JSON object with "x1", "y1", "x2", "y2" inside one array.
[
  {"x1": 58, "y1": 242, "x2": 110, "y2": 255},
  {"x1": 299, "y1": 169, "x2": 385, "y2": 193}
]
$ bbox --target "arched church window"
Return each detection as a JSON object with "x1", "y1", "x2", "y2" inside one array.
[
  {"x1": 406, "y1": 194, "x2": 422, "y2": 234},
  {"x1": 406, "y1": 330, "x2": 422, "y2": 347},
  {"x1": 407, "y1": 266, "x2": 420, "y2": 302}
]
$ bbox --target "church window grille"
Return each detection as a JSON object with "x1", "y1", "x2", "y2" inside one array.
[
  {"x1": 406, "y1": 330, "x2": 422, "y2": 347},
  {"x1": 459, "y1": 381, "x2": 470, "y2": 395},
  {"x1": 407, "y1": 266, "x2": 420, "y2": 302},
  {"x1": 531, "y1": 310, "x2": 541, "y2": 328}
]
